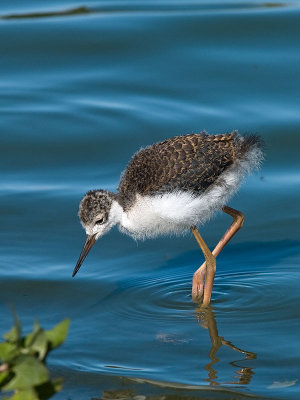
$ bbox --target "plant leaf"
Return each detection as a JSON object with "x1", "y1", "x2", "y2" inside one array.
[
  {"x1": 3, "y1": 326, "x2": 20, "y2": 345},
  {"x1": 0, "y1": 369, "x2": 10, "y2": 386},
  {"x1": 2, "y1": 355, "x2": 49, "y2": 391},
  {"x1": 3, "y1": 307, "x2": 22, "y2": 345},
  {"x1": 44, "y1": 319, "x2": 70, "y2": 350},
  {"x1": 0, "y1": 343, "x2": 19, "y2": 363},
  {"x1": 24, "y1": 320, "x2": 41, "y2": 347},
  {"x1": 7, "y1": 387, "x2": 39, "y2": 400},
  {"x1": 25, "y1": 324, "x2": 48, "y2": 361}
]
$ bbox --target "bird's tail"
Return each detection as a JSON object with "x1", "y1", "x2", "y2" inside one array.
[{"x1": 236, "y1": 133, "x2": 265, "y2": 171}]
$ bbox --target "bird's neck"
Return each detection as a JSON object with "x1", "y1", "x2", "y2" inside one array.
[{"x1": 109, "y1": 199, "x2": 124, "y2": 226}]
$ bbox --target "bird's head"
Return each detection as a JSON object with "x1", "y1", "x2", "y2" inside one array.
[{"x1": 72, "y1": 189, "x2": 121, "y2": 277}]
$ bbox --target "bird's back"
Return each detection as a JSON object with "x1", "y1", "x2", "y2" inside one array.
[{"x1": 117, "y1": 131, "x2": 261, "y2": 210}]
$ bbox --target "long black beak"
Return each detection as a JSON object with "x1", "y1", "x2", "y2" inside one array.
[{"x1": 72, "y1": 234, "x2": 97, "y2": 277}]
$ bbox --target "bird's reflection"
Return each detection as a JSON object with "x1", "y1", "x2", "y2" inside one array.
[
  {"x1": 194, "y1": 304, "x2": 256, "y2": 386},
  {"x1": 92, "y1": 306, "x2": 257, "y2": 400}
]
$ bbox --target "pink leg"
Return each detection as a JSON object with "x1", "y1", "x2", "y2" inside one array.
[
  {"x1": 192, "y1": 206, "x2": 245, "y2": 303},
  {"x1": 191, "y1": 227, "x2": 216, "y2": 306}
]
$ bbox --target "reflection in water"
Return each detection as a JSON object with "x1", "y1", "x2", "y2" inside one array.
[
  {"x1": 92, "y1": 306, "x2": 257, "y2": 400},
  {"x1": 194, "y1": 305, "x2": 256, "y2": 386}
]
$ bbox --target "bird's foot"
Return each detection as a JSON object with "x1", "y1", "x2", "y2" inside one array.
[{"x1": 191, "y1": 264, "x2": 206, "y2": 303}]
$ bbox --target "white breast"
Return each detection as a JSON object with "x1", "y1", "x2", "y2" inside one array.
[
  {"x1": 119, "y1": 178, "x2": 235, "y2": 240},
  {"x1": 120, "y1": 191, "x2": 202, "y2": 239}
]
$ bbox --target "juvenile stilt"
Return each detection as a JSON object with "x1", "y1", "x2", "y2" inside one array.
[
  {"x1": 72, "y1": 132, "x2": 263, "y2": 304},
  {"x1": 192, "y1": 206, "x2": 245, "y2": 302}
]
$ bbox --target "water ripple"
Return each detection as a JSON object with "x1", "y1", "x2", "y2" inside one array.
[
  {"x1": 102, "y1": 273, "x2": 194, "y2": 322},
  {"x1": 99, "y1": 268, "x2": 300, "y2": 323},
  {"x1": 215, "y1": 271, "x2": 300, "y2": 320}
]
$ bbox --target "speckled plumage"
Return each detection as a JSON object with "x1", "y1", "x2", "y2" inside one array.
[
  {"x1": 79, "y1": 189, "x2": 116, "y2": 226},
  {"x1": 117, "y1": 131, "x2": 262, "y2": 211}
]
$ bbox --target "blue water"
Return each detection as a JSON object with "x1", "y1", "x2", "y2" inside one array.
[{"x1": 1, "y1": 1, "x2": 300, "y2": 399}]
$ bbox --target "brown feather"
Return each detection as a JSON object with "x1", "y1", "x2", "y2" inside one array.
[{"x1": 117, "y1": 131, "x2": 262, "y2": 210}]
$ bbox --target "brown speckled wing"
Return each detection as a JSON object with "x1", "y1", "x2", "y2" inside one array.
[{"x1": 117, "y1": 131, "x2": 254, "y2": 210}]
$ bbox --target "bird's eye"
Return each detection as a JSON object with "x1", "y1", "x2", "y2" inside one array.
[{"x1": 95, "y1": 217, "x2": 105, "y2": 225}]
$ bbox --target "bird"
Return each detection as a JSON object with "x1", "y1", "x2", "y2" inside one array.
[{"x1": 72, "y1": 131, "x2": 263, "y2": 306}]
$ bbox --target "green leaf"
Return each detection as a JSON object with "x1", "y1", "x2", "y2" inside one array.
[
  {"x1": 44, "y1": 319, "x2": 70, "y2": 350},
  {"x1": 24, "y1": 320, "x2": 41, "y2": 346},
  {"x1": 2, "y1": 355, "x2": 49, "y2": 391},
  {"x1": 0, "y1": 343, "x2": 19, "y2": 363},
  {"x1": 3, "y1": 326, "x2": 20, "y2": 345},
  {"x1": 28, "y1": 331, "x2": 48, "y2": 361},
  {"x1": 7, "y1": 388, "x2": 39, "y2": 400},
  {"x1": 3, "y1": 307, "x2": 22, "y2": 344},
  {"x1": 0, "y1": 369, "x2": 10, "y2": 385},
  {"x1": 25, "y1": 322, "x2": 48, "y2": 360}
]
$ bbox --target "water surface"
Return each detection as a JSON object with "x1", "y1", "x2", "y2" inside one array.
[{"x1": 1, "y1": 1, "x2": 300, "y2": 399}]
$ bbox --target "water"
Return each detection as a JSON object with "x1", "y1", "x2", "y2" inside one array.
[{"x1": 1, "y1": 1, "x2": 300, "y2": 399}]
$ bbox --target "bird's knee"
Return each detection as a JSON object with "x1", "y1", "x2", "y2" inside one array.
[
  {"x1": 235, "y1": 211, "x2": 245, "y2": 228},
  {"x1": 223, "y1": 206, "x2": 245, "y2": 228}
]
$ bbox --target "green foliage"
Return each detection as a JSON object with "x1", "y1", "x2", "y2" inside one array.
[{"x1": 0, "y1": 315, "x2": 70, "y2": 400}]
